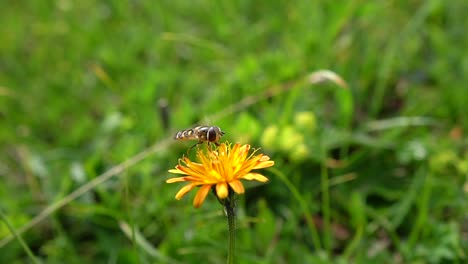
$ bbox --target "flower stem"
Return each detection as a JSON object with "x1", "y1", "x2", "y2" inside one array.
[
  {"x1": 225, "y1": 189, "x2": 236, "y2": 264},
  {"x1": 321, "y1": 161, "x2": 331, "y2": 256},
  {"x1": 318, "y1": 138, "x2": 333, "y2": 257}
]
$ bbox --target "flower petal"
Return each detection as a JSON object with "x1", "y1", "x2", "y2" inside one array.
[
  {"x1": 193, "y1": 184, "x2": 212, "y2": 208},
  {"x1": 176, "y1": 165, "x2": 206, "y2": 179},
  {"x1": 232, "y1": 144, "x2": 249, "y2": 164},
  {"x1": 168, "y1": 168, "x2": 187, "y2": 174},
  {"x1": 216, "y1": 182, "x2": 228, "y2": 199},
  {"x1": 166, "y1": 177, "x2": 187, "y2": 183},
  {"x1": 175, "y1": 184, "x2": 195, "y2": 200},
  {"x1": 242, "y1": 172, "x2": 269, "y2": 182},
  {"x1": 229, "y1": 180, "x2": 245, "y2": 194},
  {"x1": 167, "y1": 176, "x2": 201, "y2": 183},
  {"x1": 253, "y1": 159, "x2": 275, "y2": 169}
]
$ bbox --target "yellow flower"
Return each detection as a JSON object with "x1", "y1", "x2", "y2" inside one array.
[{"x1": 167, "y1": 143, "x2": 274, "y2": 208}]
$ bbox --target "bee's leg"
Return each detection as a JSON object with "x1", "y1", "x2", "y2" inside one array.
[
  {"x1": 212, "y1": 142, "x2": 221, "y2": 150},
  {"x1": 206, "y1": 142, "x2": 213, "y2": 152},
  {"x1": 207, "y1": 142, "x2": 221, "y2": 151},
  {"x1": 187, "y1": 142, "x2": 202, "y2": 155}
]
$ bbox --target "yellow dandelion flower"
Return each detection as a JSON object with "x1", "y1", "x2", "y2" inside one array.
[{"x1": 167, "y1": 142, "x2": 274, "y2": 208}]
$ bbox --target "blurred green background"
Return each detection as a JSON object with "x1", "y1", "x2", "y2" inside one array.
[{"x1": 1, "y1": 0, "x2": 467, "y2": 263}]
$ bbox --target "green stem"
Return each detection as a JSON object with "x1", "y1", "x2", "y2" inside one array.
[
  {"x1": 269, "y1": 168, "x2": 322, "y2": 250},
  {"x1": 0, "y1": 208, "x2": 41, "y2": 264},
  {"x1": 225, "y1": 189, "x2": 236, "y2": 264},
  {"x1": 321, "y1": 151, "x2": 331, "y2": 256}
]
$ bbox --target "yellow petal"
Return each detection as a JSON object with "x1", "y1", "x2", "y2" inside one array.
[
  {"x1": 175, "y1": 165, "x2": 196, "y2": 174},
  {"x1": 233, "y1": 144, "x2": 249, "y2": 163},
  {"x1": 197, "y1": 151, "x2": 213, "y2": 167},
  {"x1": 193, "y1": 185, "x2": 212, "y2": 208},
  {"x1": 229, "y1": 180, "x2": 245, "y2": 194},
  {"x1": 253, "y1": 160, "x2": 275, "y2": 169},
  {"x1": 242, "y1": 172, "x2": 269, "y2": 182},
  {"x1": 216, "y1": 182, "x2": 228, "y2": 199},
  {"x1": 218, "y1": 143, "x2": 228, "y2": 155},
  {"x1": 238, "y1": 144, "x2": 250, "y2": 155},
  {"x1": 175, "y1": 184, "x2": 195, "y2": 200},
  {"x1": 166, "y1": 177, "x2": 188, "y2": 183},
  {"x1": 168, "y1": 168, "x2": 187, "y2": 174}
]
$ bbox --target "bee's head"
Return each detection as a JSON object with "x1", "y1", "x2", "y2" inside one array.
[{"x1": 208, "y1": 126, "x2": 224, "y2": 142}]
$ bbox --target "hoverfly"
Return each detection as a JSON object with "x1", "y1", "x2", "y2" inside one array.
[{"x1": 174, "y1": 125, "x2": 225, "y2": 151}]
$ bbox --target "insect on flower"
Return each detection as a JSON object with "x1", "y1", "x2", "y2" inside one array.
[
  {"x1": 167, "y1": 142, "x2": 274, "y2": 208},
  {"x1": 174, "y1": 125, "x2": 225, "y2": 150}
]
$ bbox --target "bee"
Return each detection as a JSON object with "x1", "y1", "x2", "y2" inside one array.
[{"x1": 174, "y1": 125, "x2": 225, "y2": 150}]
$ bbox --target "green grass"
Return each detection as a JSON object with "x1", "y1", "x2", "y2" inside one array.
[{"x1": 1, "y1": 0, "x2": 467, "y2": 263}]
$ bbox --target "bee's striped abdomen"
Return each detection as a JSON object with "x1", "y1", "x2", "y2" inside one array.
[{"x1": 174, "y1": 128, "x2": 198, "y2": 140}]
